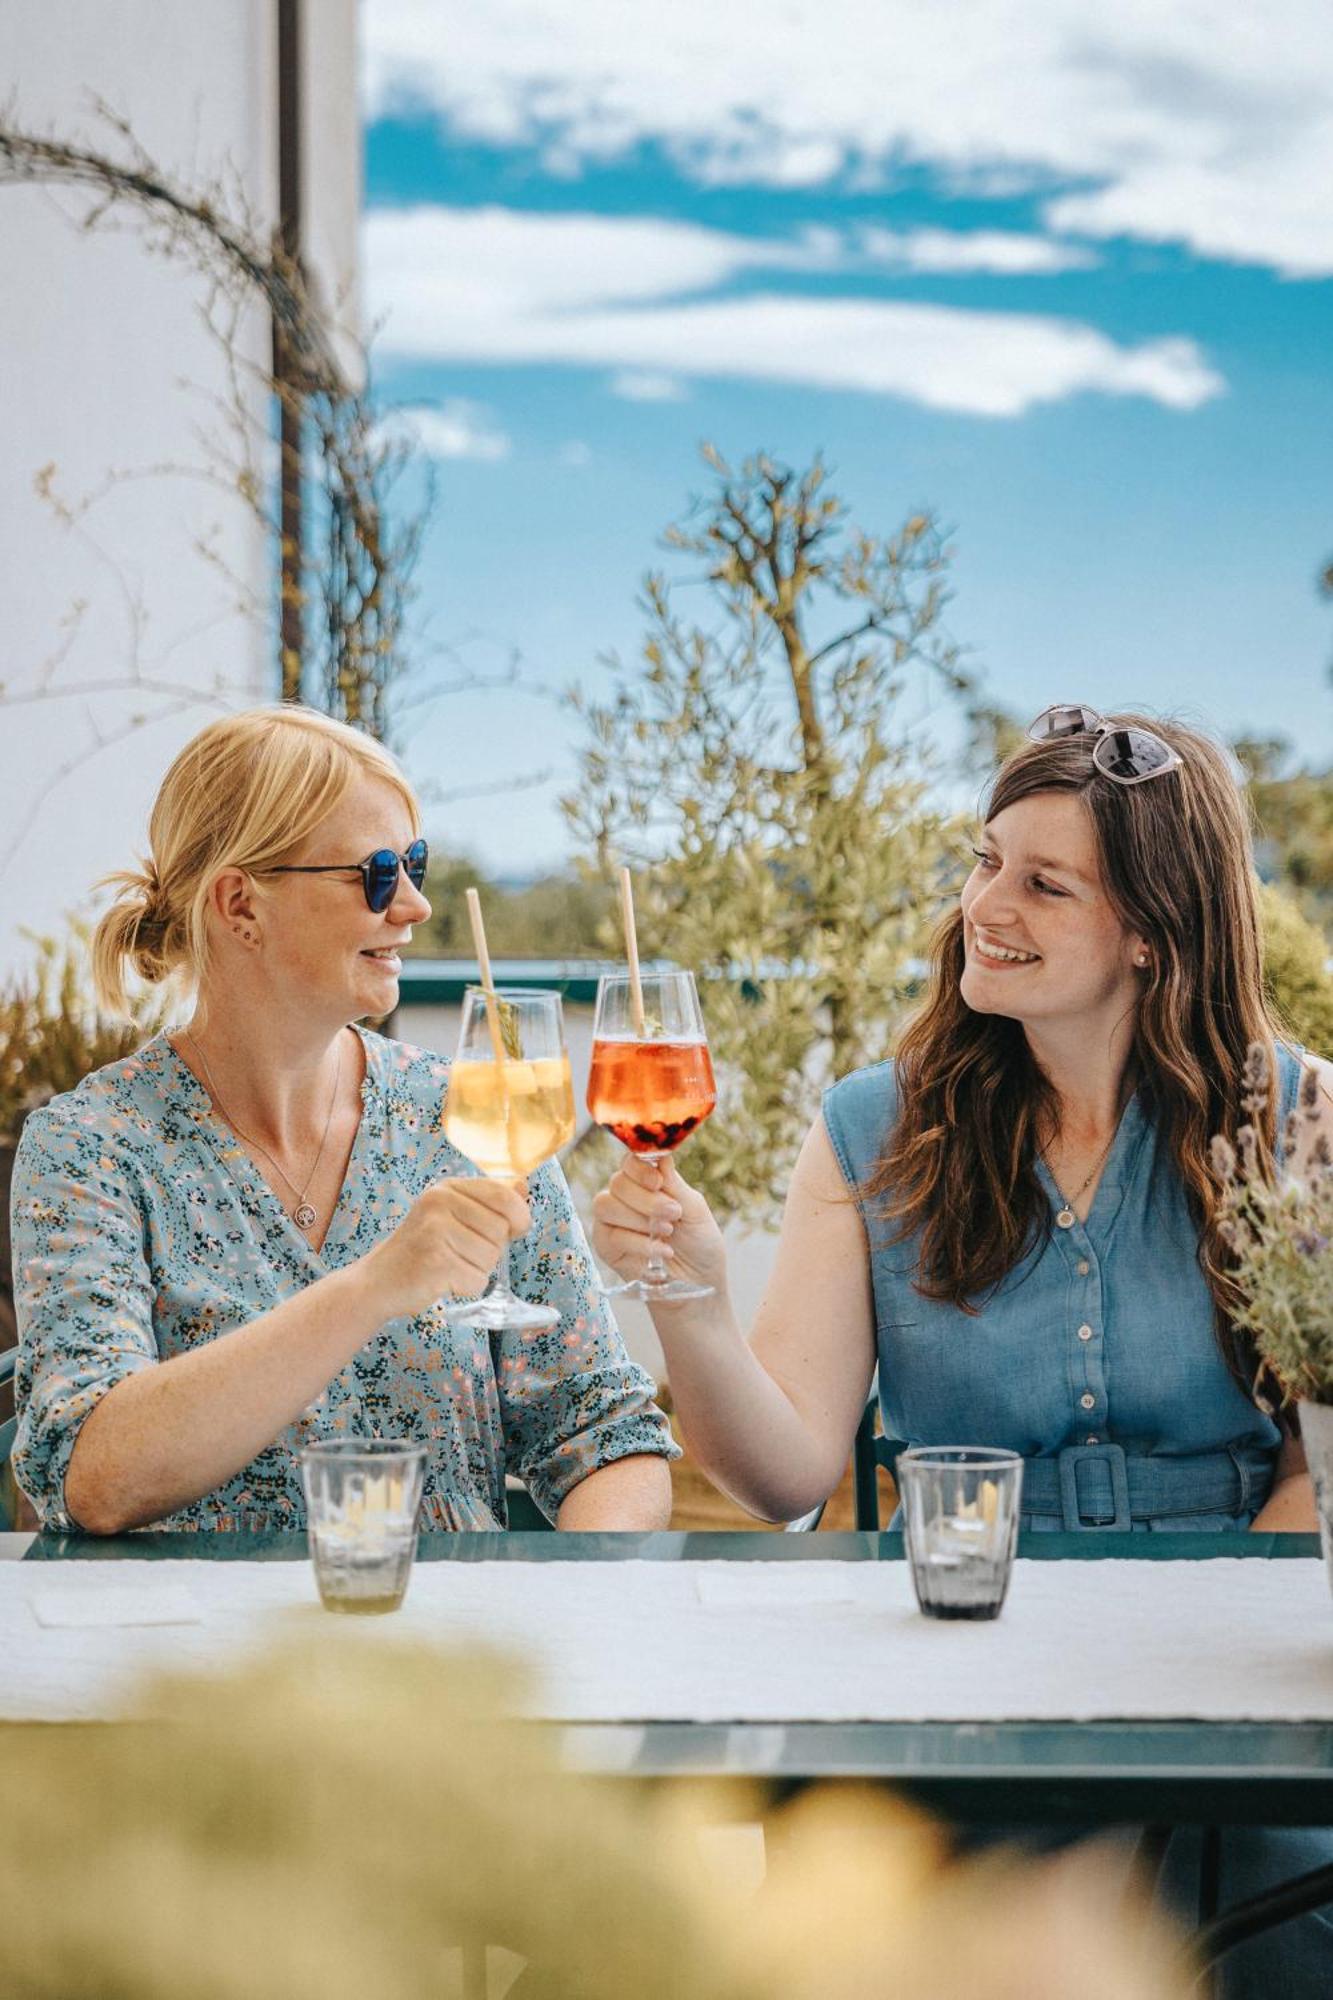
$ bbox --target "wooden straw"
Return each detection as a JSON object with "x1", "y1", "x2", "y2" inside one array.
[
  {"x1": 465, "y1": 886, "x2": 507, "y2": 1067},
  {"x1": 618, "y1": 865, "x2": 647, "y2": 1037}
]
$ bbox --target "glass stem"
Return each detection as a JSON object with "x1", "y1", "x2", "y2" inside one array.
[
  {"x1": 641, "y1": 1153, "x2": 672, "y2": 1286},
  {"x1": 477, "y1": 1264, "x2": 512, "y2": 1307}
]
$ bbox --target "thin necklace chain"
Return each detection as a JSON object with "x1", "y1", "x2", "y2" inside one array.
[
  {"x1": 184, "y1": 1030, "x2": 343, "y2": 1231},
  {"x1": 1043, "y1": 1124, "x2": 1117, "y2": 1225}
]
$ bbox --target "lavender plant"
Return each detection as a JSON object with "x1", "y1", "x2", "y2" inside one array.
[{"x1": 1212, "y1": 1042, "x2": 1333, "y2": 1406}]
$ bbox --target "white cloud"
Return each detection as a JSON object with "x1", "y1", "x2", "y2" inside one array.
[
  {"x1": 365, "y1": 206, "x2": 1223, "y2": 417},
  {"x1": 362, "y1": 1, "x2": 1333, "y2": 277},
  {"x1": 859, "y1": 227, "x2": 1097, "y2": 275},
  {"x1": 373, "y1": 398, "x2": 510, "y2": 460},
  {"x1": 610, "y1": 370, "x2": 689, "y2": 401}
]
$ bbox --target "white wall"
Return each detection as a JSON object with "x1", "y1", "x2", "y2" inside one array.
[{"x1": 0, "y1": 0, "x2": 360, "y2": 976}]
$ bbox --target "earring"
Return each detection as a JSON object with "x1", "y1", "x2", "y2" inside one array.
[
  {"x1": 236, "y1": 927, "x2": 256, "y2": 945},
  {"x1": 1136, "y1": 953, "x2": 1150, "y2": 969}
]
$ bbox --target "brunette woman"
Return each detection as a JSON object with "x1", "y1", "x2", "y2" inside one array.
[{"x1": 595, "y1": 705, "x2": 1327, "y2": 1991}]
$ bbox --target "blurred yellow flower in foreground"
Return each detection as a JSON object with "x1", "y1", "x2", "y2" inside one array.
[{"x1": 0, "y1": 1635, "x2": 1189, "y2": 1999}]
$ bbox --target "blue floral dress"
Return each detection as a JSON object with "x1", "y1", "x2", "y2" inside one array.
[{"x1": 11, "y1": 1027, "x2": 678, "y2": 1531}]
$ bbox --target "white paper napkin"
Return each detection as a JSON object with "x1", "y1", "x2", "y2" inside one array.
[
  {"x1": 694, "y1": 1564, "x2": 866, "y2": 1607},
  {"x1": 28, "y1": 1582, "x2": 203, "y2": 1629}
]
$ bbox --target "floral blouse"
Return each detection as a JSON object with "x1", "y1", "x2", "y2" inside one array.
[{"x1": 11, "y1": 1027, "x2": 678, "y2": 1532}]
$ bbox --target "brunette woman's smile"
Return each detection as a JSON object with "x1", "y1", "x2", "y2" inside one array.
[{"x1": 971, "y1": 930, "x2": 1042, "y2": 970}]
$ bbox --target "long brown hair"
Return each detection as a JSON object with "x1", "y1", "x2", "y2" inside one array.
[{"x1": 868, "y1": 714, "x2": 1281, "y2": 1373}]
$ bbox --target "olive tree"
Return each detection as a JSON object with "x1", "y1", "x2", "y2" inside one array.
[{"x1": 565, "y1": 448, "x2": 973, "y2": 1221}]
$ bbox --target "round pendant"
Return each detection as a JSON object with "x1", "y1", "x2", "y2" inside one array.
[
  {"x1": 1055, "y1": 1206, "x2": 1075, "y2": 1229},
  {"x1": 294, "y1": 1202, "x2": 317, "y2": 1229}
]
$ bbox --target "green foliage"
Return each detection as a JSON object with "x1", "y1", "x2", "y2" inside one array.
[
  {"x1": 962, "y1": 699, "x2": 1027, "y2": 777},
  {"x1": 0, "y1": 1635, "x2": 1188, "y2": 2000},
  {"x1": 1213, "y1": 1045, "x2": 1333, "y2": 1404},
  {"x1": 0, "y1": 927, "x2": 167, "y2": 1140},
  {"x1": 1259, "y1": 881, "x2": 1333, "y2": 1057},
  {"x1": 564, "y1": 448, "x2": 972, "y2": 1222},
  {"x1": 1236, "y1": 737, "x2": 1333, "y2": 929},
  {"x1": 409, "y1": 851, "x2": 490, "y2": 953},
  {"x1": 411, "y1": 854, "x2": 616, "y2": 959}
]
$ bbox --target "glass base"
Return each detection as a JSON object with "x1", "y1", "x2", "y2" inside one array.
[
  {"x1": 601, "y1": 1274, "x2": 715, "y2": 1303},
  {"x1": 445, "y1": 1289, "x2": 559, "y2": 1332}
]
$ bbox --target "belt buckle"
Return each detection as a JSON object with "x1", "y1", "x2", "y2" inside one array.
[{"x1": 1057, "y1": 1442, "x2": 1131, "y2": 1530}]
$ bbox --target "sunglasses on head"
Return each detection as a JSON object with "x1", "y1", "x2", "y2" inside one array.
[
  {"x1": 1027, "y1": 704, "x2": 1183, "y2": 786},
  {"x1": 268, "y1": 837, "x2": 429, "y2": 913}
]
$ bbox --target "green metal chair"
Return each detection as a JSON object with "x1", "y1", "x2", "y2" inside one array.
[
  {"x1": 785, "y1": 1396, "x2": 889, "y2": 1532},
  {"x1": 0, "y1": 1348, "x2": 20, "y2": 1532},
  {"x1": 504, "y1": 1478, "x2": 554, "y2": 1531}
]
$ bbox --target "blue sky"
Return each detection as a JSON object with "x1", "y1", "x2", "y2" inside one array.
[{"x1": 360, "y1": 1, "x2": 1333, "y2": 876}]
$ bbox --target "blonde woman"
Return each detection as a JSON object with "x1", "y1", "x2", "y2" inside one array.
[{"x1": 11, "y1": 706, "x2": 676, "y2": 1534}]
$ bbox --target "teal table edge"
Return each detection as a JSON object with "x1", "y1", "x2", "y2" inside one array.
[
  {"x1": 7, "y1": 1529, "x2": 1330, "y2": 1825},
  {"x1": 9, "y1": 1528, "x2": 1324, "y2": 1563}
]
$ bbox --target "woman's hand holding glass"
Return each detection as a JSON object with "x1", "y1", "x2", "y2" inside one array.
[
  {"x1": 587, "y1": 968, "x2": 719, "y2": 1302},
  {"x1": 441, "y1": 987, "x2": 575, "y2": 1331},
  {"x1": 363, "y1": 1178, "x2": 532, "y2": 1322},
  {"x1": 591, "y1": 1154, "x2": 729, "y2": 1301}
]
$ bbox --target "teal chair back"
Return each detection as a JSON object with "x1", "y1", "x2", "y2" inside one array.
[
  {"x1": 785, "y1": 1398, "x2": 891, "y2": 1533},
  {"x1": 0, "y1": 1348, "x2": 19, "y2": 1532},
  {"x1": 504, "y1": 1479, "x2": 554, "y2": 1531}
]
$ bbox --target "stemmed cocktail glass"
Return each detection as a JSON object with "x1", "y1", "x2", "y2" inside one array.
[
  {"x1": 588, "y1": 967, "x2": 717, "y2": 1302},
  {"x1": 442, "y1": 986, "x2": 575, "y2": 1331}
]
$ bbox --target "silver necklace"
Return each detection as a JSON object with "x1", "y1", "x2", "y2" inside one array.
[
  {"x1": 1043, "y1": 1127, "x2": 1117, "y2": 1229},
  {"x1": 185, "y1": 1031, "x2": 343, "y2": 1231}
]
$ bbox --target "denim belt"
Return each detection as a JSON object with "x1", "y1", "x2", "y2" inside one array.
[{"x1": 1019, "y1": 1442, "x2": 1271, "y2": 1531}]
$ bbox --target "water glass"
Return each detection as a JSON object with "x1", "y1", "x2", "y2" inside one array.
[
  {"x1": 897, "y1": 1446, "x2": 1023, "y2": 1620},
  {"x1": 300, "y1": 1439, "x2": 427, "y2": 1615}
]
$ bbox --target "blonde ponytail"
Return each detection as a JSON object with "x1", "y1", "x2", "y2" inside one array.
[{"x1": 90, "y1": 864, "x2": 178, "y2": 1020}]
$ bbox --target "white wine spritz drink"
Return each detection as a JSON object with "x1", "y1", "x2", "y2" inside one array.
[
  {"x1": 444, "y1": 1056, "x2": 575, "y2": 1178},
  {"x1": 442, "y1": 987, "x2": 575, "y2": 1332}
]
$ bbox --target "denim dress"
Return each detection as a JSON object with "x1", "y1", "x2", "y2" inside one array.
[
  {"x1": 822, "y1": 1053, "x2": 1293, "y2": 1529},
  {"x1": 824, "y1": 1046, "x2": 1332, "y2": 1994}
]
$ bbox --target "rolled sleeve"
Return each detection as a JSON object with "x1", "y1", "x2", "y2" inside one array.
[
  {"x1": 10, "y1": 1108, "x2": 158, "y2": 1528},
  {"x1": 498, "y1": 1160, "x2": 679, "y2": 1522}
]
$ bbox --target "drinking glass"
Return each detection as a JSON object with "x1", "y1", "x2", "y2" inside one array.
[
  {"x1": 442, "y1": 987, "x2": 576, "y2": 1331},
  {"x1": 300, "y1": 1438, "x2": 427, "y2": 1615},
  {"x1": 897, "y1": 1446, "x2": 1024, "y2": 1620},
  {"x1": 588, "y1": 968, "x2": 717, "y2": 1302}
]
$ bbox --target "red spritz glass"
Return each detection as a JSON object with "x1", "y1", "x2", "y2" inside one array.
[{"x1": 588, "y1": 968, "x2": 716, "y2": 1301}]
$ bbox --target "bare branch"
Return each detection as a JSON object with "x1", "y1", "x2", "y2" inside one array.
[
  {"x1": 0, "y1": 100, "x2": 438, "y2": 833},
  {"x1": 419, "y1": 767, "x2": 557, "y2": 808}
]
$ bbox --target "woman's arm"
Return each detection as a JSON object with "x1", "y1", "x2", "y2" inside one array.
[
  {"x1": 592, "y1": 1116, "x2": 877, "y2": 1522},
  {"x1": 51, "y1": 1174, "x2": 529, "y2": 1536},
  {"x1": 1249, "y1": 1430, "x2": 1317, "y2": 1532},
  {"x1": 555, "y1": 1454, "x2": 673, "y2": 1530}
]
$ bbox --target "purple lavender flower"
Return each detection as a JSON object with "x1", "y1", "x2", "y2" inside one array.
[{"x1": 1294, "y1": 1230, "x2": 1329, "y2": 1257}]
